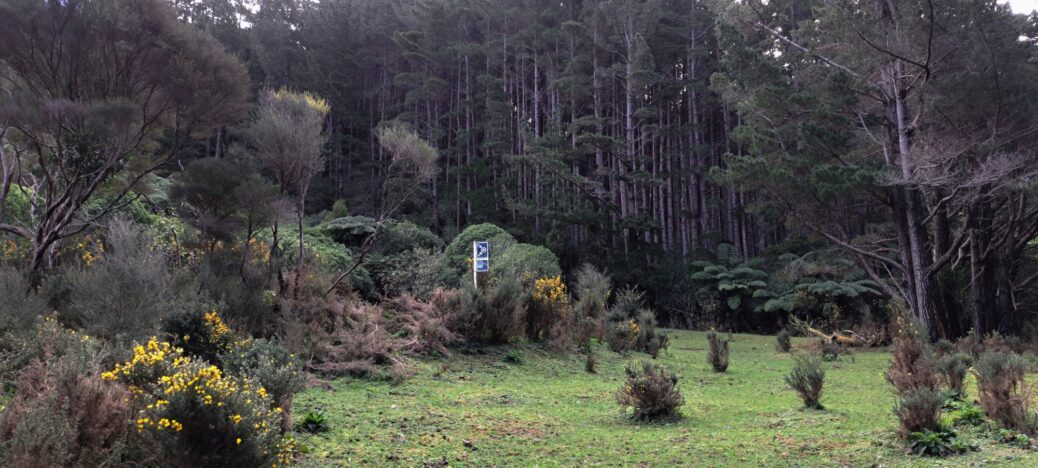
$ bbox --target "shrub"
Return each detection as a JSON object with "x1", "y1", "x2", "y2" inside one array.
[
  {"x1": 453, "y1": 276, "x2": 527, "y2": 345},
  {"x1": 101, "y1": 338, "x2": 293, "y2": 467},
  {"x1": 934, "y1": 353, "x2": 969, "y2": 398},
  {"x1": 493, "y1": 243, "x2": 562, "y2": 283},
  {"x1": 0, "y1": 317, "x2": 103, "y2": 390},
  {"x1": 707, "y1": 330, "x2": 730, "y2": 372},
  {"x1": 907, "y1": 429, "x2": 974, "y2": 457},
  {"x1": 0, "y1": 267, "x2": 43, "y2": 335},
  {"x1": 635, "y1": 309, "x2": 668, "y2": 358},
  {"x1": 526, "y1": 275, "x2": 573, "y2": 348},
  {"x1": 50, "y1": 219, "x2": 183, "y2": 343},
  {"x1": 982, "y1": 331, "x2": 1015, "y2": 354},
  {"x1": 775, "y1": 329, "x2": 791, "y2": 353},
  {"x1": 162, "y1": 309, "x2": 238, "y2": 366},
  {"x1": 572, "y1": 264, "x2": 611, "y2": 347},
  {"x1": 606, "y1": 319, "x2": 640, "y2": 353},
  {"x1": 296, "y1": 410, "x2": 329, "y2": 434},
  {"x1": 786, "y1": 355, "x2": 825, "y2": 409},
  {"x1": 996, "y1": 429, "x2": 1033, "y2": 448},
  {"x1": 281, "y1": 295, "x2": 407, "y2": 380},
  {"x1": 442, "y1": 223, "x2": 516, "y2": 286},
  {"x1": 0, "y1": 324, "x2": 142, "y2": 467},
  {"x1": 381, "y1": 294, "x2": 460, "y2": 357},
  {"x1": 945, "y1": 401, "x2": 985, "y2": 427},
  {"x1": 973, "y1": 351, "x2": 1034, "y2": 433},
  {"x1": 585, "y1": 352, "x2": 597, "y2": 374},
  {"x1": 368, "y1": 248, "x2": 443, "y2": 299},
  {"x1": 894, "y1": 388, "x2": 944, "y2": 438},
  {"x1": 220, "y1": 339, "x2": 307, "y2": 431},
  {"x1": 616, "y1": 361, "x2": 684, "y2": 421},
  {"x1": 819, "y1": 339, "x2": 842, "y2": 361},
  {"x1": 886, "y1": 334, "x2": 937, "y2": 394},
  {"x1": 933, "y1": 339, "x2": 956, "y2": 357}
]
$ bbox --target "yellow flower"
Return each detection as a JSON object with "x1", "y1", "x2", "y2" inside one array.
[{"x1": 236, "y1": 438, "x2": 242, "y2": 445}]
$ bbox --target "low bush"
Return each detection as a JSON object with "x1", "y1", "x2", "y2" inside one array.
[
  {"x1": 163, "y1": 309, "x2": 238, "y2": 366},
  {"x1": 572, "y1": 264, "x2": 611, "y2": 348},
  {"x1": 616, "y1": 361, "x2": 684, "y2": 421},
  {"x1": 606, "y1": 319, "x2": 639, "y2": 353},
  {"x1": 382, "y1": 294, "x2": 460, "y2": 357},
  {"x1": 707, "y1": 330, "x2": 730, "y2": 372},
  {"x1": 906, "y1": 429, "x2": 975, "y2": 457},
  {"x1": 996, "y1": 429, "x2": 1033, "y2": 449},
  {"x1": 886, "y1": 334, "x2": 937, "y2": 394},
  {"x1": 282, "y1": 295, "x2": 407, "y2": 380},
  {"x1": 934, "y1": 353, "x2": 969, "y2": 398},
  {"x1": 101, "y1": 338, "x2": 293, "y2": 467},
  {"x1": 0, "y1": 324, "x2": 143, "y2": 467},
  {"x1": 585, "y1": 352, "x2": 596, "y2": 374},
  {"x1": 220, "y1": 339, "x2": 307, "y2": 431},
  {"x1": 297, "y1": 410, "x2": 330, "y2": 434},
  {"x1": 945, "y1": 400, "x2": 985, "y2": 427},
  {"x1": 786, "y1": 355, "x2": 825, "y2": 409},
  {"x1": 819, "y1": 339, "x2": 842, "y2": 361},
  {"x1": 526, "y1": 275, "x2": 574, "y2": 349},
  {"x1": 453, "y1": 276, "x2": 527, "y2": 345},
  {"x1": 894, "y1": 388, "x2": 943, "y2": 438},
  {"x1": 0, "y1": 267, "x2": 45, "y2": 336},
  {"x1": 50, "y1": 219, "x2": 186, "y2": 343},
  {"x1": 973, "y1": 351, "x2": 1034, "y2": 433},
  {"x1": 775, "y1": 329, "x2": 791, "y2": 353}
]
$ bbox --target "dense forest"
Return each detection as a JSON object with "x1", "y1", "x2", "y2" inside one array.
[{"x1": 160, "y1": 0, "x2": 1038, "y2": 339}]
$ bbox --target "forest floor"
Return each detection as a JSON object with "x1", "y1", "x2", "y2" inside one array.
[{"x1": 291, "y1": 331, "x2": 1038, "y2": 467}]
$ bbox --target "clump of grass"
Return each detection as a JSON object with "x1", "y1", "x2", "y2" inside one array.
[
  {"x1": 706, "y1": 330, "x2": 730, "y2": 372},
  {"x1": 785, "y1": 355, "x2": 825, "y2": 409},
  {"x1": 585, "y1": 352, "x2": 597, "y2": 374},
  {"x1": 616, "y1": 361, "x2": 684, "y2": 421},
  {"x1": 775, "y1": 329, "x2": 791, "y2": 353}
]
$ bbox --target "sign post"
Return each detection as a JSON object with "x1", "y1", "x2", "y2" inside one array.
[{"x1": 473, "y1": 241, "x2": 489, "y2": 288}]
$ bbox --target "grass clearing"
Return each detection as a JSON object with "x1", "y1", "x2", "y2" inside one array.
[{"x1": 292, "y1": 331, "x2": 1038, "y2": 466}]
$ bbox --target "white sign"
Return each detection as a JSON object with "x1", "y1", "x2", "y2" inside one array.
[{"x1": 473, "y1": 241, "x2": 490, "y2": 287}]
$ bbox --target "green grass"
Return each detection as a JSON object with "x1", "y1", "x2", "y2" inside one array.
[{"x1": 291, "y1": 330, "x2": 1038, "y2": 466}]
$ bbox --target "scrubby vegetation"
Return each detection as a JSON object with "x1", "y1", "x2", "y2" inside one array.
[{"x1": 616, "y1": 361, "x2": 684, "y2": 421}]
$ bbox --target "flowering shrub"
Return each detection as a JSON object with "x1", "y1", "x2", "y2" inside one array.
[
  {"x1": 221, "y1": 339, "x2": 307, "y2": 431},
  {"x1": 102, "y1": 337, "x2": 294, "y2": 467},
  {"x1": 527, "y1": 276, "x2": 573, "y2": 348},
  {"x1": 606, "y1": 319, "x2": 640, "y2": 353},
  {"x1": 162, "y1": 309, "x2": 238, "y2": 365}
]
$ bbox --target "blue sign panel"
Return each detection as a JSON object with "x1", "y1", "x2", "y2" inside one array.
[
  {"x1": 474, "y1": 259, "x2": 489, "y2": 272},
  {"x1": 475, "y1": 241, "x2": 489, "y2": 259}
]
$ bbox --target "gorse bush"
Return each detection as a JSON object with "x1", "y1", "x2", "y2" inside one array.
[
  {"x1": 786, "y1": 355, "x2": 825, "y2": 409},
  {"x1": 220, "y1": 339, "x2": 307, "y2": 431},
  {"x1": 51, "y1": 219, "x2": 186, "y2": 343},
  {"x1": 934, "y1": 353, "x2": 969, "y2": 398},
  {"x1": 616, "y1": 361, "x2": 684, "y2": 421},
  {"x1": 526, "y1": 275, "x2": 573, "y2": 349},
  {"x1": 454, "y1": 276, "x2": 527, "y2": 345},
  {"x1": 819, "y1": 339, "x2": 842, "y2": 361},
  {"x1": 886, "y1": 334, "x2": 937, "y2": 394},
  {"x1": 102, "y1": 338, "x2": 293, "y2": 467},
  {"x1": 606, "y1": 319, "x2": 640, "y2": 353},
  {"x1": 381, "y1": 293, "x2": 460, "y2": 357},
  {"x1": 707, "y1": 330, "x2": 730, "y2": 372},
  {"x1": 572, "y1": 264, "x2": 611, "y2": 348},
  {"x1": 973, "y1": 351, "x2": 1035, "y2": 433},
  {"x1": 775, "y1": 329, "x2": 791, "y2": 353},
  {"x1": 0, "y1": 267, "x2": 45, "y2": 336},
  {"x1": 0, "y1": 321, "x2": 142, "y2": 467},
  {"x1": 894, "y1": 389, "x2": 943, "y2": 439},
  {"x1": 163, "y1": 309, "x2": 238, "y2": 366}
]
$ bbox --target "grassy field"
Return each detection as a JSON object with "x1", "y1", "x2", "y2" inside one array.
[{"x1": 291, "y1": 330, "x2": 1038, "y2": 466}]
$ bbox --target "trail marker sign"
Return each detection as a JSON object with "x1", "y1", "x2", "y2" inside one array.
[{"x1": 473, "y1": 241, "x2": 489, "y2": 287}]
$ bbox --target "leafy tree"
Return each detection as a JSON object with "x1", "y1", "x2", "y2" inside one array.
[
  {"x1": 247, "y1": 88, "x2": 329, "y2": 291},
  {"x1": 0, "y1": 0, "x2": 249, "y2": 281}
]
